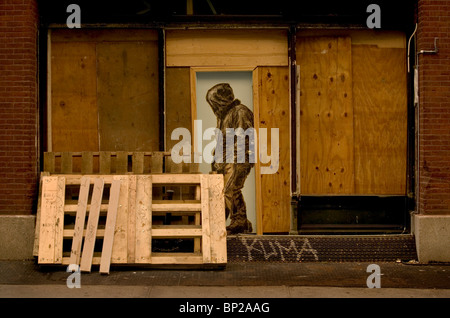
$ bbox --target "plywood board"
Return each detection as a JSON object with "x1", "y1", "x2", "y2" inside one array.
[
  {"x1": 166, "y1": 67, "x2": 192, "y2": 150},
  {"x1": 297, "y1": 37, "x2": 354, "y2": 195},
  {"x1": 257, "y1": 67, "x2": 291, "y2": 233},
  {"x1": 166, "y1": 30, "x2": 288, "y2": 67},
  {"x1": 97, "y1": 41, "x2": 159, "y2": 151},
  {"x1": 352, "y1": 45, "x2": 407, "y2": 195},
  {"x1": 51, "y1": 42, "x2": 99, "y2": 152}
]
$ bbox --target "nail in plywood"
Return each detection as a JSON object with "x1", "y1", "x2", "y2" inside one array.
[
  {"x1": 38, "y1": 176, "x2": 65, "y2": 264},
  {"x1": 100, "y1": 179, "x2": 121, "y2": 274},
  {"x1": 69, "y1": 176, "x2": 90, "y2": 265},
  {"x1": 80, "y1": 178, "x2": 104, "y2": 272}
]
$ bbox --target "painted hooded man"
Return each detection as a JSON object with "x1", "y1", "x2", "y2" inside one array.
[{"x1": 206, "y1": 83, "x2": 254, "y2": 234}]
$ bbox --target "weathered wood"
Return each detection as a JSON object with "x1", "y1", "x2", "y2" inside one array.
[
  {"x1": 100, "y1": 179, "x2": 121, "y2": 274},
  {"x1": 353, "y1": 45, "x2": 407, "y2": 195},
  {"x1": 38, "y1": 176, "x2": 65, "y2": 264},
  {"x1": 166, "y1": 29, "x2": 288, "y2": 67},
  {"x1": 152, "y1": 225, "x2": 202, "y2": 238},
  {"x1": 152, "y1": 203, "x2": 202, "y2": 212},
  {"x1": 43, "y1": 153, "x2": 55, "y2": 173},
  {"x1": 69, "y1": 176, "x2": 90, "y2": 265},
  {"x1": 151, "y1": 152, "x2": 163, "y2": 173},
  {"x1": 61, "y1": 152, "x2": 73, "y2": 174},
  {"x1": 116, "y1": 151, "x2": 128, "y2": 174},
  {"x1": 152, "y1": 174, "x2": 201, "y2": 184},
  {"x1": 111, "y1": 175, "x2": 129, "y2": 263},
  {"x1": 80, "y1": 178, "x2": 104, "y2": 272},
  {"x1": 135, "y1": 175, "x2": 152, "y2": 264},
  {"x1": 81, "y1": 152, "x2": 94, "y2": 174},
  {"x1": 200, "y1": 175, "x2": 211, "y2": 263},
  {"x1": 99, "y1": 151, "x2": 112, "y2": 174},
  {"x1": 127, "y1": 175, "x2": 137, "y2": 263},
  {"x1": 33, "y1": 172, "x2": 50, "y2": 257},
  {"x1": 207, "y1": 174, "x2": 227, "y2": 264},
  {"x1": 132, "y1": 152, "x2": 145, "y2": 174}
]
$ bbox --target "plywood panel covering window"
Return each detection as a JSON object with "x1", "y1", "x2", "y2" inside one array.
[
  {"x1": 49, "y1": 29, "x2": 159, "y2": 152},
  {"x1": 297, "y1": 32, "x2": 407, "y2": 195}
]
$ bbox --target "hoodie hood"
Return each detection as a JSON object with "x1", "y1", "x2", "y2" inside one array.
[{"x1": 206, "y1": 83, "x2": 240, "y2": 119}]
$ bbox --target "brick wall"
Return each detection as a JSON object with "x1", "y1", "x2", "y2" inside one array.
[
  {"x1": 417, "y1": 0, "x2": 450, "y2": 215},
  {"x1": 0, "y1": 0, "x2": 39, "y2": 215}
]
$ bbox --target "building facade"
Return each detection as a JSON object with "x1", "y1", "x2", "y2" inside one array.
[{"x1": 0, "y1": 0, "x2": 448, "y2": 262}]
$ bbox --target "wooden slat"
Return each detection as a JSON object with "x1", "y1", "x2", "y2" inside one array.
[
  {"x1": 166, "y1": 155, "x2": 183, "y2": 173},
  {"x1": 38, "y1": 176, "x2": 65, "y2": 264},
  {"x1": 152, "y1": 203, "x2": 202, "y2": 212},
  {"x1": 61, "y1": 152, "x2": 73, "y2": 174},
  {"x1": 80, "y1": 178, "x2": 104, "y2": 272},
  {"x1": 64, "y1": 229, "x2": 105, "y2": 238},
  {"x1": 43, "y1": 153, "x2": 55, "y2": 173},
  {"x1": 64, "y1": 203, "x2": 109, "y2": 213},
  {"x1": 135, "y1": 175, "x2": 152, "y2": 263},
  {"x1": 166, "y1": 29, "x2": 288, "y2": 67},
  {"x1": 33, "y1": 172, "x2": 50, "y2": 257},
  {"x1": 150, "y1": 253, "x2": 203, "y2": 265},
  {"x1": 99, "y1": 151, "x2": 111, "y2": 174},
  {"x1": 127, "y1": 175, "x2": 137, "y2": 263},
  {"x1": 152, "y1": 174, "x2": 200, "y2": 184},
  {"x1": 194, "y1": 184, "x2": 201, "y2": 252},
  {"x1": 200, "y1": 175, "x2": 211, "y2": 263},
  {"x1": 69, "y1": 176, "x2": 90, "y2": 265},
  {"x1": 132, "y1": 152, "x2": 145, "y2": 174},
  {"x1": 152, "y1": 225, "x2": 202, "y2": 238},
  {"x1": 116, "y1": 151, "x2": 128, "y2": 174},
  {"x1": 207, "y1": 174, "x2": 227, "y2": 264},
  {"x1": 111, "y1": 175, "x2": 129, "y2": 263},
  {"x1": 151, "y1": 152, "x2": 163, "y2": 173},
  {"x1": 100, "y1": 179, "x2": 121, "y2": 274},
  {"x1": 81, "y1": 152, "x2": 94, "y2": 174}
]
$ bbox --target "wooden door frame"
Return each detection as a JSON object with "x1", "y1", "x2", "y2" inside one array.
[{"x1": 189, "y1": 66, "x2": 263, "y2": 235}]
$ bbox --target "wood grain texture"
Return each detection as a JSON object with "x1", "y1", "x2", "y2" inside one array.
[
  {"x1": 297, "y1": 37, "x2": 354, "y2": 195},
  {"x1": 51, "y1": 42, "x2": 99, "y2": 152},
  {"x1": 97, "y1": 41, "x2": 159, "y2": 151},
  {"x1": 352, "y1": 45, "x2": 407, "y2": 195},
  {"x1": 166, "y1": 30, "x2": 288, "y2": 67},
  {"x1": 257, "y1": 67, "x2": 291, "y2": 233},
  {"x1": 135, "y1": 176, "x2": 152, "y2": 263}
]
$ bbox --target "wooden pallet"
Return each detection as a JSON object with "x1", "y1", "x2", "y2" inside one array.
[
  {"x1": 43, "y1": 151, "x2": 198, "y2": 174},
  {"x1": 35, "y1": 174, "x2": 226, "y2": 272}
]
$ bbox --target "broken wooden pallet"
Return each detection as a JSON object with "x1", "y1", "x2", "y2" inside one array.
[
  {"x1": 35, "y1": 174, "x2": 226, "y2": 271},
  {"x1": 43, "y1": 151, "x2": 198, "y2": 174}
]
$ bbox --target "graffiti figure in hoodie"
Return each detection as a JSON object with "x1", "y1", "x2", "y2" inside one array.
[{"x1": 206, "y1": 83, "x2": 254, "y2": 234}]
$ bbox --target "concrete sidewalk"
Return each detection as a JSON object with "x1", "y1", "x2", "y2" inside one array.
[{"x1": 0, "y1": 260, "x2": 449, "y2": 298}]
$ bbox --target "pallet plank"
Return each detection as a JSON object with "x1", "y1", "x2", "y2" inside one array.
[
  {"x1": 43, "y1": 153, "x2": 55, "y2": 173},
  {"x1": 132, "y1": 152, "x2": 145, "y2": 174},
  {"x1": 69, "y1": 176, "x2": 91, "y2": 265},
  {"x1": 152, "y1": 203, "x2": 201, "y2": 212},
  {"x1": 100, "y1": 179, "x2": 121, "y2": 274},
  {"x1": 207, "y1": 174, "x2": 227, "y2": 264},
  {"x1": 127, "y1": 175, "x2": 137, "y2": 263},
  {"x1": 33, "y1": 172, "x2": 50, "y2": 257},
  {"x1": 116, "y1": 151, "x2": 128, "y2": 174},
  {"x1": 61, "y1": 152, "x2": 73, "y2": 174},
  {"x1": 81, "y1": 152, "x2": 94, "y2": 174},
  {"x1": 152, "y1": 226, "x2": 202, "y2": 238},
  {"x1": 38, "y1": 176, "x2": 65, "y2": 264},
  {"x1": 99, "y1": 152, "x2": 112, "y2": 174},
  {"x1": 152, "y1": 174, "x2": 200, "y2": 184},
  {"x1": 80, "y1": 178, "x2": 104, "y2": 272},
  {"x1": 111, "y1": 175, "x2": 129, "y2": 263},
  {"x1": 135, "y1": 175, "x2": 152, "y2": 263},
  {"x1": 200, "y1": 175, "x2": 211, "y2": 263}
]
